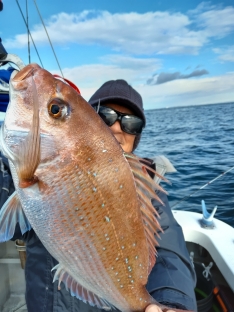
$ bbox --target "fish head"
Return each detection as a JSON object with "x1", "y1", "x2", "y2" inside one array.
[{"x1": 1, "y1": 63, "x2": 120, "y2": 185}]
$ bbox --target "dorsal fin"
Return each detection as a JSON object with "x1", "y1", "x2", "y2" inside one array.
[
  {"x1": 124, "y1": 153, "x2": 169, "y2": 184},
  {"x1": 125, "y1": 153, "x2": 167, "y2": 273}
]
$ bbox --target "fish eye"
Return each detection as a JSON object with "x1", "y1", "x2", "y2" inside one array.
[
  {"x1": 48, "y1": 99, "x2": 68, "y2": 119},
  {"x1": 51, "y1": 104, "x2": 60, "y2": 115}
]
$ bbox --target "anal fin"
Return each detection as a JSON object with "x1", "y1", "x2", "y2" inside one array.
[
  {"x1": 52, "y1": 263, "x2": 115, "y2": 311},
  {"x1": 0, "y1": 191, "x2": 31, "y2": 242}
]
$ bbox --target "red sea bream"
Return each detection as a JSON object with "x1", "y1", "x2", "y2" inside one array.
[{"x1": 0, "y1": 64, "x2": 193, "y2": 312}]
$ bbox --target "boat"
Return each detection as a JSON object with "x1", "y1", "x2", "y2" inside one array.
[
  {"x1": 155, "y1": 156, "x2": 234, "y2": 312},
  {"x1": 1, "y1": 46, "x2": 234, "y2": 312},
  {"x1": 173, "y1": 209, "x2": 234, "y2": 312}
]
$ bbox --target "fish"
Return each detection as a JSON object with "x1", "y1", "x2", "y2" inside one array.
[{"x1": 0, "y1": 64, "x2": 193, "y2": 312}]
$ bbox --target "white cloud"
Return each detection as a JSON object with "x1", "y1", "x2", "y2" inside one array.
[
  {"x1": 139, "y1": 72, "x2": 234, "y2": 109},
  {"x1": 194, "y1": 6, "x2": 234, "y2": 39},
  {"x1": 101, "y1": 55, "x2": 162, "y2": 70},
  {"x1": 53, "y1": 60, "x2": 234, "y2": 109},
  {"x1": 4, "y1": 3, "x2": 233, "y2": 110},
  {"x1": 1, "y1": 10, "x2": 209, "y2": 55},
  {"x1": 188, "y1": 2, "x2": 217, "y2": 14},
  {"x1": 4, "y1": 4, "x2": 234, "y2": 56},
  {"x1": 213, "y1": 46, "x2": 234, "y2": 62},
  {"x1": 59, "y1": 55, "x2": 161, "y2": 100}
]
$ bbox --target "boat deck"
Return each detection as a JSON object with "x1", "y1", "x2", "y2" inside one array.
[
  {"x1": 0, "y1": 241, "x2": 26, "y2": 312},
  {"x1": 173, "y1": 210, "x2": 234, "y2": 292},
  {"x1": 1, "y1": 296, "x2": 27, "y2": 312}
]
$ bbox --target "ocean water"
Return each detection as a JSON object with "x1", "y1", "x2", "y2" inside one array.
[{"x1": 136, "y1": 102, "x2": 234, "y2": 228}]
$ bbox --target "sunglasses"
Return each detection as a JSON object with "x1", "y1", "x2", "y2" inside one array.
[{"x1": 94, "y1": 106, "x2": 144, "y2": 135}]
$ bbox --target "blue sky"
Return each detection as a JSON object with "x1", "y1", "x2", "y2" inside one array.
[{"x1": 0, "y1": 0, "x2": 234, "y2": 109}]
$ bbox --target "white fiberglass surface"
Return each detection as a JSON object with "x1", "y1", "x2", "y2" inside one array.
[{"x1": 173, "y1": 210, "x2": 234, "y2": 292}]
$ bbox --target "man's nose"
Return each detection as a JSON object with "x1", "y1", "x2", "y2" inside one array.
[{"x1": 110, "y1": 120, "x2": 122, "y2": 133}]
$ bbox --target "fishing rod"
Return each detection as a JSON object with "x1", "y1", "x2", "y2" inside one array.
[
  {"x1": 15, "y1": 0, "x2": 44, "y2": 67},
  {"x1": 15, "y1": 0, "x2": 64, "y2": 77},
  {"x1": 26, "y1": 0, "x2": 30, "y2": 64},
  {"x1": 171, "y1": 165, "x2": 234, "y2": 209},
  {"x1": 33, "y1": 0, "x2": 64, "y2": 78}
]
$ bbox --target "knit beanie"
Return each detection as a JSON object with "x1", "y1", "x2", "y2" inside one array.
[{"x1": 88, "y1": 79, "x2": 146, "y2": 151}]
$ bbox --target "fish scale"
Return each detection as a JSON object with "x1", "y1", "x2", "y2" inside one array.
[
  {"x1": 34, "y1": 156, "x2": 150, "y2": 310},
  {"x1": 0, "y1": 64, "x2": 194, "y2": 312},
  {"x1": 37, "y1": 163, "x2": 138, "y2": 308},
  {"x1": 44, "y1": 160, "x2": 147, "y2": 309}
]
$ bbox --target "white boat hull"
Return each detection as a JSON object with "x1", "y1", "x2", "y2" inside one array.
[{"x1": 173, "y1": 210, "x2": 234, "y2": 292}]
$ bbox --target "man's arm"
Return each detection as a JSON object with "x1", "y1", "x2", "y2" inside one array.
[{"x1": 146, "y1": 191, "x2": 197, "y2": 311}]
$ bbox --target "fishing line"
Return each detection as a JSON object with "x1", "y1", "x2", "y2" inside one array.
[
  {"x1": 33, "y1": 0, "x2": 64, "y2": 78},
  {"x1": 171, "y1": 165, "x2": 234, "y2": 209},
  {"x1": 26, "y1": 0, "x2": 30, "y2": 64},
  {"x1": 15, "y1": 0, "x2": 44, "y2": 67},
  {"x1": 97, "y1": 99, "x2": 101, "y2": 113}
]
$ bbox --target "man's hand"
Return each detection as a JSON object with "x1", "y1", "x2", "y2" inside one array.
[{"x1": 145, "y1": 304, "x2": 176, "y2": 312}]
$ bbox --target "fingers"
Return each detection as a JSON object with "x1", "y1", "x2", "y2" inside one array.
[
  {"x1": 145, "y1": 305, "x2": 163, "y2": 312},
  {"x1": 145, "y1": 304, "x2": 176, "y2": 312}
]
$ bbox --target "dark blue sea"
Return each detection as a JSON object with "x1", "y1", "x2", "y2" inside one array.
[{"x1": 136, "y1": 102, "x2": 234, "y2": 228}]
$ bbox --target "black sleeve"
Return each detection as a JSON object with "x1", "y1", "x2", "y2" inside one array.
[
  {"x1": 0, "y1": 152, "x2": 15, "y2": 207},
  {"x1": 0, "y1": 151, "x2": 24, "y2": 240},
  {"x1": 146, "y1": 191, "x2": 197, "y2": 310},
  {"x1": 153, "y1": 191, "x2": 195, "y2": 267}
]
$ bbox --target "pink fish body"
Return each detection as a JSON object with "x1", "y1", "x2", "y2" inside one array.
[{"x1": 0, "y1": 64, "x2": 193, "y2": 312}]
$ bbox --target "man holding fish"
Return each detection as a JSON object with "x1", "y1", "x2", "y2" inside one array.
[{"x1": 0, "y1": 65, "x2": 197, "y2": 312}]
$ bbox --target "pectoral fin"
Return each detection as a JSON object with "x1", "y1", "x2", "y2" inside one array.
[{"x1": 0, "y1": 191, "x2": 31, "y2": 242}]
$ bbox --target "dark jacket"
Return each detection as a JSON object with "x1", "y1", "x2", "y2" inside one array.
[{"x1": 0, "y1": 152, "x2": 197, "y2": 311}]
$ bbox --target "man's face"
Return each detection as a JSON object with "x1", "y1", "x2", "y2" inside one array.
[{"x1": 102, "y1": 103, "x2": 136, "y2": 153}]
